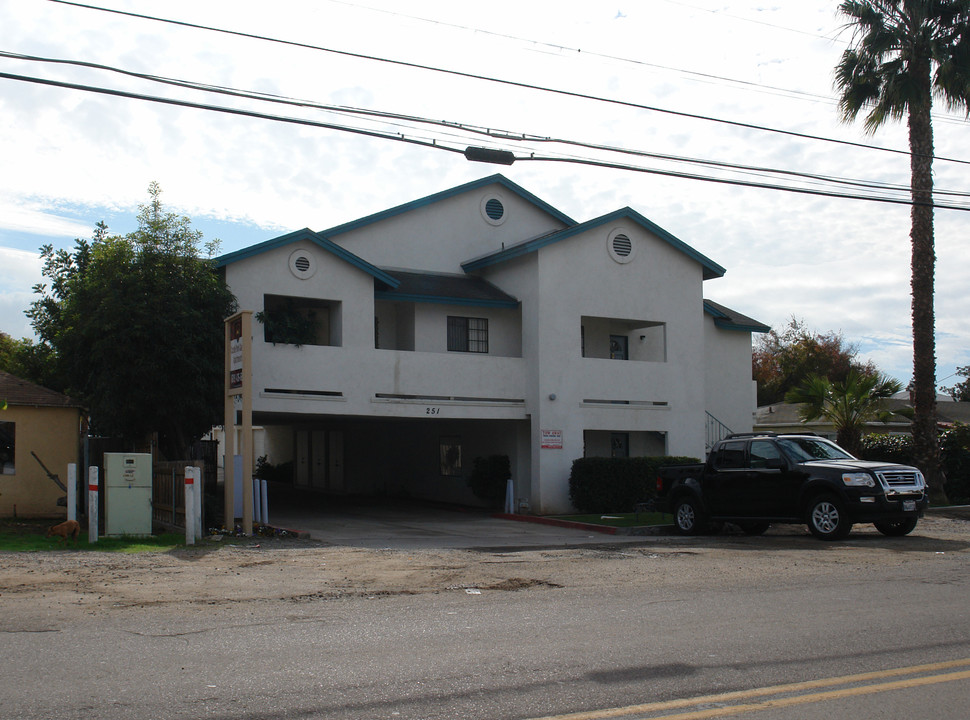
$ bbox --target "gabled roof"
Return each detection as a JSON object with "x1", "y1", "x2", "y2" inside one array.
[
  {"x1": 0, "y1": 371, "x2": 81, "y2": 408},
  {"x1": 215, "y1": 228, "x2": 400, "y2": 288},
  {"x1": 321, "y1": 174, "x2": 576, "y2": 237},
  {"x1": 703, "y1": 300, "x2": 770, "y2": 333},
  {"x1": 376, "y1": 270, "x2": 519, "y2": 308},
  {"x1": 461, "y1": 206, "x2": 726, "y2": 280}
]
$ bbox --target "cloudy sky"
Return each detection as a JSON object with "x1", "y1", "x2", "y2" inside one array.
[{"x1": 1, "y1": 0, "x2": 968, "y2": 387}]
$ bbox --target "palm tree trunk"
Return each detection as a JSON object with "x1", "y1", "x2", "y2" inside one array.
[{"x1": 908, "y1": 59, "x2": 945, "y2": 504}]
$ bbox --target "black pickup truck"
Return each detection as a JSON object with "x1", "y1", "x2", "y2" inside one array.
[{"x1": 656, "y1": 433, "x2": 928, "y2": 540}]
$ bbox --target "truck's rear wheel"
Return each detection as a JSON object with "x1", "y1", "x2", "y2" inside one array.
[
  {"x1": 874, "y1": 517, "x2": 918, "y2": 536},
  {"x1": 738, "y1": 521, "x2": 770, "y2": 536},
  {"x1": 806, "y1": 494, "x2": 852, "y2": 540},
  {"x1": 673, "y1": 497, "x2": 705, "y2": 536}
]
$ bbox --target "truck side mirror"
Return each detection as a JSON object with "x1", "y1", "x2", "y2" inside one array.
[{"x1": 765, "y1": 457, "x2": 786, "y2": 470}]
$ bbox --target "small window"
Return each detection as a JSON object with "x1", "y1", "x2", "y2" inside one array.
[
  {"x1": 749, "y1": 440, "x2": 782, "y2": 469},
  {"x1": 0, "y1": 421, "x2": 14, "y2": 474},
  {"x1": 440, "y1": 436, "x2": 462, "y2": 476},
  {"x1": 447, "y1": 316, "x2": 488, "y2": 353},
  {"x1": 714, "y1": 441, "x2": 746, "y2": 470}
]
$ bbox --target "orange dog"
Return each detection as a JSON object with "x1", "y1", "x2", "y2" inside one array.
[{"x1": 46, "y1": 519, "x2": 80, "y2": 546}]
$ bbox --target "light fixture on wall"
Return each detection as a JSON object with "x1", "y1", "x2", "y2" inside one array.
[{"x1": 548, "y1": 393, "x2": 557, "y2": 401}]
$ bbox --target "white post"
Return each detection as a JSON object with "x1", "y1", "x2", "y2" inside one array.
[
  {"x1": 192, "y1": 466, "x2": 203, "y2": 539},
  {"x1": 87, "y1": 466, "x2": 98, "y2": 543},
  {"x1": 67, "y1": 463, "x2": 77, "y2": 522},
  {"x1": 253, "y1": 477, "x2": 262, "y2": 527},
  {"x1": 184, "y1": 466, "x2": 195, "y2": 545},
  {"x1": 260, "y1": 479, "x2": 269, "y2": 525}
]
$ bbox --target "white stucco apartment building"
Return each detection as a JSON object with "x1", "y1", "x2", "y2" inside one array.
[{"x1": 217, "y1": 175, "x2": 768, "y2": 514}]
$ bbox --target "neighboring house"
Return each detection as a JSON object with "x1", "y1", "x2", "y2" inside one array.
[
  {"x1": 217, "y1": 175, "x2": 768, "y2": 514},
  {"x1": 0, "y1": 371, "x2": 82, "y2": 517},
  {"x1": 754, "y1": 396, "x2": 970, "y2": 441}
]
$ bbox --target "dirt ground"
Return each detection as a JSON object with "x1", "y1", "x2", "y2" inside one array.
[{"x1": 2, "y1": 513, "x2": 969, "y2": 626}]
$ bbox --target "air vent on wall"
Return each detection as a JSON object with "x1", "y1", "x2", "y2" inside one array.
[
  {"x1": 288, "y1": 248, "x2": 317, "y2": 279},
  {"x1": 612, "y1": 234, "x2": 632, "y2": 257},
  {"x1": 485, "y1": 198, "x2": 504, "y2": 220},
  {"x1": 480, "y1": 195, "x2": 507, "y2": 225},
  {"x1": 607, "y1": 228, "x2": 636, "y2": 264}
]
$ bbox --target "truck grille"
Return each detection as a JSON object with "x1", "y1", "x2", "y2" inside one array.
[{"x1": 876, "y1": 470, "x2": 922, "y2": 489}]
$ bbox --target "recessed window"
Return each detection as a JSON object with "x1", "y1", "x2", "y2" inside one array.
[
  {"x1": 607, "y1": 228, "x2": 636, "y2": 264},
  {"x1": 0, "y1": 421, "x2": 14, "y2": 474},
  {"x1": 480, "y1": 195, "x2": 507, "y2": 225},
  {"x1": 447, "y1": 316, "x2": 488, "y2": 353},
  {"x1": 288, "y1": 248, "x2": 317, "y2": 279}
]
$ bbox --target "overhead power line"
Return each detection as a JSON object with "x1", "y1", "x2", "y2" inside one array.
[
  {"x1": 7, "y1": 49, "x2": 968, "y2": 200},
  {"x1": 44, "y1": 0, "x2": 970, "y2": 166},
  {"x1": 4, "y1": 69, "x2": 969, "y2": 211}
]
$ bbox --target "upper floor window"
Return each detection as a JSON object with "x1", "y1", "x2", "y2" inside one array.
[{"x1": 447, "y1": 316, "x2": 488, "y2": 353}]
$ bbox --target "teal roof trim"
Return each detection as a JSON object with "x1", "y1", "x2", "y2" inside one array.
[
  {"x1": 321, "y1": 174, "x2": 576, "y2": 237},
  {"x1": 374, "y1": 291, "x2": 519, "y2": 309},
  {"x1": 215, "y1": 228, "x2": 400, "y2": 288},
  {"x1": 461, "y1": 207, "x2": 726, "y2": 280},
  {"x1": 703, "y1": 300, "x2": 771, "y2": 333}
]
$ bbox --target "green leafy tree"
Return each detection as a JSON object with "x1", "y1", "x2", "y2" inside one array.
[
  {"x1": 785, "y1": 370, "x2": 904, "y2": 456},
  {"x1": 752, "y1": 317, "x2": 878, "y2": 406},
  {"x1": 27, "y1": 183, "x2": 236, "y2": 458},
  {"x1": 0, "y1": 333, "x2": 60, "y2": 389},
  {"x1": 835, "y1": 0, "x2": 970, "y2": 499},
  {"x1": 941, "y1": 365, "x2": 970, "y2": 401}
]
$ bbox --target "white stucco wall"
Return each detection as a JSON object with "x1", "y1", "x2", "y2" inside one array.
[
  {"x1": 331, "y1": 188, "x2": 568, "y2": 273},
  {"x1": 482, "y1": 219, "x2": 710, "y2": 513},
  {"x1": 703, "y1": 315, "x2": 758, "y2": 435}
]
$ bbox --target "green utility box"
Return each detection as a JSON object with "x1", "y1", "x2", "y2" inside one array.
[{"x1": 104, "y1": 453, "x2": 152, "y2": 536}]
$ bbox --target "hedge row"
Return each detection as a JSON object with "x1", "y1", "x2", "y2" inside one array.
[
  {"x1": 568, "y1": 455, "x2": 700, "y2": 514},
  {"x1": 859, "y1": 425, "x2": 970, "y2": 504}
]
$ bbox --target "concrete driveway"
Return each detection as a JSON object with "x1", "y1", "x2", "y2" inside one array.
[{"x1": 265, "y1": 483, "x2": 649, "y2": 551}]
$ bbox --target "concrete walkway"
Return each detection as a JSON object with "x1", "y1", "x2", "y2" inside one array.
[{"x1": 265, "y1": 484, "x2": 652, "y2": 551}]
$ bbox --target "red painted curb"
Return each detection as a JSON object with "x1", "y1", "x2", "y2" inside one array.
[{"x1": 492, "y1": 513, "x2": 619, "y2": 534}]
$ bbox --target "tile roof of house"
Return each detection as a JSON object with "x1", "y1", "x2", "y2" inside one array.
[
  {"x1": 376, "y1": 270, "x2": 519, "y2": 308},
  {"x1": 0, "y1": 371, "x2": 81, "y2": 408}
]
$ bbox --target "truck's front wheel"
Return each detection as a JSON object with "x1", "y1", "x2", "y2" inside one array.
[
  {"x1": 874, "y1": 517, "x2": 918, "y2": 536},
  {"x1": 673, "y1": 496, "x2": 705, "y2": 536},
  {"x1": 806, "y1": 494, "x2": 852, "y2": 540}
]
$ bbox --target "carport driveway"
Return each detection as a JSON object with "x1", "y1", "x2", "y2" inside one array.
[{"x1": 267, "y1": 489, "x2": 645, "y2": 550}]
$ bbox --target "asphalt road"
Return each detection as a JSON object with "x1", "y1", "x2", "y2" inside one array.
[{"x1": 4, "y1": 516, "x2": 970, "y2": 719}]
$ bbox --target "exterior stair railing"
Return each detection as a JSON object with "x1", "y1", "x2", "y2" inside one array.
[{"x1": 706, "y1": 412, "x2": 733, "y2": 452}]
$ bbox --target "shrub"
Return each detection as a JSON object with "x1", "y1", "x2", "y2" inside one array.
[
  {"x1": 859, "y1": 427, "x2": 970, "y2": 504},
  {"x1": 569, "y1": 456, "x2": 699, "y2": 514},
  {"x1": 468, "y1": 455, "x2": 511, "y2": 509}
]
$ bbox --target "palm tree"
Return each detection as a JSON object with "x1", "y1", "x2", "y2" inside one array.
[
  {"x1": 835, "y1": 0, "x2": 970, "y2": 495},
  {"x1": 786, "y1": 370, "x2": 905, "y2": 456}
]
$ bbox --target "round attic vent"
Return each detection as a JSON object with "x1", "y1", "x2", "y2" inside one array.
[
  {"x1": 288, "y1": 248, "x2": 317, "y2": 279},
  {"x1": 607, "y1": 228, "x2": 636, "y2": 264},
  {"x1": 480, "y1": 194, "x2": 507, "y2": 225}
]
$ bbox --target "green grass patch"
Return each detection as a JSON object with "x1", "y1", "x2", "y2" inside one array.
[
  {"x1": 552, "y1": 512, "x2": 672, "y2": 528},
  {"x1": 0, "y1": 519, "x2": 190, "y2": 553}
]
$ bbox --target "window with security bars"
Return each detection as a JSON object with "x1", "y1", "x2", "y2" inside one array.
[{"x1": 447, "y1": 316, "x2": 488, "y2": 353}]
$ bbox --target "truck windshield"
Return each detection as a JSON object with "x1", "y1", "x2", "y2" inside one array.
[{"x1": 777, "y1": 437, "x2": 856, "y2": 463}]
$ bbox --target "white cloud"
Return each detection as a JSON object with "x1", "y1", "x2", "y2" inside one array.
[{"x1": 0, "y1": 0, "x2": 966, "y2": 385}]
